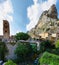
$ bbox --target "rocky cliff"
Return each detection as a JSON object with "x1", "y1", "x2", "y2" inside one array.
[{"x1": 28, "y1": 4, "x2": 59, "y2": 40}]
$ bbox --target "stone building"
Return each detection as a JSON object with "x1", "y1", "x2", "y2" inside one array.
[
  {"x1": 0, "y1": 20, "x2": 16, "y2": 59},
  {"x1": 3, "y1": 20, "x2": 10, "y2": 40},
  {"x1": 0, "y1": 20, "x2": 15, "y2": 42}
]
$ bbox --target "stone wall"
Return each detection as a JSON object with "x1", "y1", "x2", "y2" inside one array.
[
  {"x1": 5, "y1": 40, "x2": 40, "y2": 60},
  {"x1": 5, "y1": 43, "x2": 17, "y2": 60}
]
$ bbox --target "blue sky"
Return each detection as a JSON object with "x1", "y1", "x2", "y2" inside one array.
[
  {"x1": 11, "y1": 0, "x2": 33, "y2": 33},
  {"x1": 0, "y1": 0, "x2": 59, "y2": 35},
  {"x1": 11, "y1": 0, "x2": 59, "y2": 34},
  {"x1": 56, "y1": 0, "x2": 59, "y2": 17}
]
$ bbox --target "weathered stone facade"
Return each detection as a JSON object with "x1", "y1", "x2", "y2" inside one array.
[
  {"x1": 3, "y1": 20, "x2": 10, "y2": 40},
  {"x1": 0, "y1": 20, "x2": 16, "y2": 42}
]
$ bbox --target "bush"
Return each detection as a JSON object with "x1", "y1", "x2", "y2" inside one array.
[
  {"x1": 30, "y1": 43, "x2": 37, "y2": 53},
  {"x1": 40, "y1": 40, "x2": 54, "y2": 53},
  {"x1": 39, "y1": 52, "x2": 59, "y2": 65},
  {"x1": 55, "y1": 40, "x2": 59, "y2": 48},
  {"x1": 50, "y1": 48, "x2": 59, "y2": 55},
  {"x1": 5, "y1": 60, "x2": 17, "y2": 65},
  {"x1": 0, "y1": 42, "x2": 7, "y2": 61}
]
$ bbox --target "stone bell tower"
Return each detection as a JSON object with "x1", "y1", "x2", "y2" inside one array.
[{"x1": 3, "y1": 20, "x2": 10, "y2": 39}]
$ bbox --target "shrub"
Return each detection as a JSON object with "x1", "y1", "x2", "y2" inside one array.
[
  {"x1": 0, "y1": 42, "x2": 7, "y2": 61},
  {"x1": 39, "y1": 52, "x2": 59, "y2": 65},
  {"x1": 5, "y1": 60, "x2": 17, "y2": 65},
  {"x1": 40, "y1": 40, "x2": 54, "y2": 53},
  {"x1": 50, "y1": 48, "x2": 59, "y2": 55},
  {"x1": 30, "y1": 43, "x2": 37, "y2": 53},
  {"x1": 55, "y1": 40, "x2": 59, "y2": 48}
]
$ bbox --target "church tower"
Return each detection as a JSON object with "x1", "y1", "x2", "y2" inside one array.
[{"x1": 3, "y1": 20, "x2": 10, "y2": 39}]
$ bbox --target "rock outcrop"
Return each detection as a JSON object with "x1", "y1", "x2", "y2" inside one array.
[
  {"x1": 28, "y1": 4, "x2": 59, "y2": 40},
  {"x1": 47, "y1": 4, "x2": 58, "y2": 19}
]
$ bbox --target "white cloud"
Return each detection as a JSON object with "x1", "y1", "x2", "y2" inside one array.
[
  {"x1": 33, "y1": 0, "x2": 38, "y2": 4},
  {"x1": 26, "y1": 0, "x2": 57, "y2": 31},
  {"x1": 0, "y1": 0, "x2": 13, "y2": 35},
  {"x1": 16, "y1": 30, "x2": 22, "y2": 33},
  {"x1": 41, "y1": 0, "x2": 57, "y2": 11}
]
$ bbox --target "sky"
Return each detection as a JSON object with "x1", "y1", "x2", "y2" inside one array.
[{"x1": 0, "y1": 0, "x2": 59, "y2": 35}]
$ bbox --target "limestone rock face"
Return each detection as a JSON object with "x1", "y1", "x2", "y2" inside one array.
[
  {"x1": 3, "y1": 20, "x2": 10, "y2": 39},
  {"x1": 28, "y1": 4, "x2": 58, "y2": 39},
  {"x1": 47, "y1": 4, "x2": 58, "y2": 19}
]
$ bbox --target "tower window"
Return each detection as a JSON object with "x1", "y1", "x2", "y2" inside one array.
[{"x1": 5, "y1": 30, "x2": 7, "y2": 33}]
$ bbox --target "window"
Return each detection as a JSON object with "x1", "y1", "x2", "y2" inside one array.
[{"x1": 5, "y1": 30, "x2": 7, "y2": 33}]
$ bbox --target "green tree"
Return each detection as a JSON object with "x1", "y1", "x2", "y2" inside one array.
[
  {"x1": 15, "y1": 43, "x2": 32, "y2": 62},
  {"x1": 40, "y1": 40, "x2": 55, "y2": 53},
  {"x1": 0, "y1": 42, "x2": 7, "y2": 61},
  {"x1": 39, "y1": 40, "x2": 59, "y2": 55},
  {"x1": 5, "y1": 60, "x2": 17, "y2": 65},
  {"x1": 15, "y1": 32, "x2": 30, "y2": 40}
]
